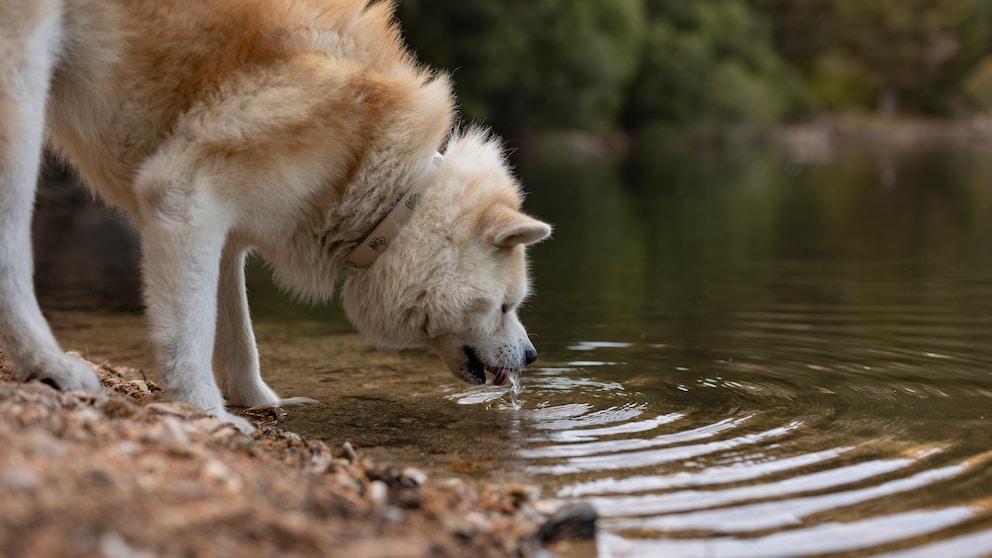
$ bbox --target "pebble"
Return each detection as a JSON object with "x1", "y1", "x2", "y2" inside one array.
[
  {"x1": 99, "y1": 532, "x2": 156, "y2": 558},
  {"x1": 127, "y1": 380, "x2": 152, "y2": 394},
  {"x1": 1, "y1": 467, "x2": 38, "y2": 491},
  {"x1": 334, "y1": 470, "x2": 363, "y2": 494},
  {"x1": 537, "y1": 503, "x2": 598, "y2": 543},
  {"x1": 368, "y1": 480, "x2": 389, "y2": 510},
  {"x1": 400, "y1": 467, "x2": 427, "y2": 487},
  {"x1": 342, "y1": 441, "x2": 359, "y2": 462}
]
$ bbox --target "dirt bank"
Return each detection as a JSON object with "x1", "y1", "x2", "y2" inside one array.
[{"x1": 0, "y1": 352, "x2": 584, "y2": 558}]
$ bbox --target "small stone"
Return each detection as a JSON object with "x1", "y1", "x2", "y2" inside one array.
[
  {"x1": 537, "y1": 503, "x2": 598, "y2": 543},
  {"x1": 99, "y1": 531, "x2": 156, "y2": 558},
  {"x1": 128, "y1": 380, "x2": 151, "y2": 393},
  {"x1": 1, "y1": 467, "x2": 38, "y2": 491},
  {"x1": 399, "y1": 467, "x2": 427, "y2": 488},
  {"x1": 334, "y1": 470, "x2": 363, "y2": 494},
  {"x1": 341, "y1": 441, "x2": 359, "y2": 462},
  {"x1": 368, "y1": 480, "x2": 389, "y2": 509}
]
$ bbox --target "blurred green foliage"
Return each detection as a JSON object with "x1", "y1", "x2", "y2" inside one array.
[
  {"x1": 396, "y1": 0, "x2": 992, "y2": 136},
  {"x1": 398, "y1": 0, "x2": 644, "y2": 131},
  {"x1": 751, "y1": 0, "x2": 992, "y2": 116},
  {"x1": 621, "y1": 0, "x2": 793, "y2": 137}
]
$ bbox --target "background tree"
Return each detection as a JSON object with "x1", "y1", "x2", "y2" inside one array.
[
  {"x1": 621, "y1": 0, "x2": 794, "y2": 137},
  {"x1": 398, "y1": 0, "x2": 645, "y2": 131},
  {"x1": 397, "y1": 0, "x2": 992, "y2": 138},
  {"x1": 751, "y1": 0, "x2": 992, "y2": 115}
]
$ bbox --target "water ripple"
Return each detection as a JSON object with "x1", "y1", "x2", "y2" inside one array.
[
  {"x1": 599, "y1": 508, "x2": 980, "y2": 558},
  {"x1": 522, "y1": 415, "x2": 752, "y2": 459},
  {"x1": 559, "y1": 446, "x2": 855, "y2": 498},
  {"x1": 528, "y1": 421, "x2": 803, "y2": 474},
  {"x1": 608, "y1": 461, "x2": 967, "y2": 533},
  {"x1": 587, "y1": 453, "x2": 927, "y2": 518},
  {"x1": 535, "y1": 412, "x2": 685, "y2": 443}
]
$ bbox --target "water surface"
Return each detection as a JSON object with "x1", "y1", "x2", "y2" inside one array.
[{"x1": 506, "y1": 145, "x2": 992, "y2": 557}]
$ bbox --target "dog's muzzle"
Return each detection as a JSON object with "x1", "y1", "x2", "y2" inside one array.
[{"x1": 462, "y1": 345, "x2": 537, "y2": 386}]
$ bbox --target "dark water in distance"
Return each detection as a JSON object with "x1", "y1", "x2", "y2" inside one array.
[{"x1": 32, "y1": 145, "x2": 992, "y2": 557}]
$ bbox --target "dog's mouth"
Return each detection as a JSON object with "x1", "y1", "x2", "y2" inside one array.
[{"x1": 463, "y1": 346, "x2": 513, "y2": 386}]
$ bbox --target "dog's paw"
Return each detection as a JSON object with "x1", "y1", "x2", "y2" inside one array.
[
  {"x1": 13, "y1": 353, "x2": 102, "y2": 393},
  {"x1": 223, "y1": 380, "x2": 281, "y2": 408},
  {"x1": 216, "y1": 410, "x2": 257, "y2": 435}
]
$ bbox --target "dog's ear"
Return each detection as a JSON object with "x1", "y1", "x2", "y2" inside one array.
[{"x1": 489, "y1": 208, "x2": 552, "y2": 248}]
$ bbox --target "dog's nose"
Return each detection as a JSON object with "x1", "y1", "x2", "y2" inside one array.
[{"x1": 524, "y1": 345, "x2": 538, "y2": 366}]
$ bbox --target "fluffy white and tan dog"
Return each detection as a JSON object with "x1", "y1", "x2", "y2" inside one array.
[{"x1": 0, "y1": 0, "x2": 550, "y2": 431}]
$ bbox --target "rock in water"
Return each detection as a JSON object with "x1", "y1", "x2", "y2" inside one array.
[{"x1": 537, "y1": 502, "x2": 598, "y2": 543}]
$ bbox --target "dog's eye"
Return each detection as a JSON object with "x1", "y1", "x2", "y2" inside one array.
[
  {"x1": 500, "y1": 304, "x2": 509, "y2": 314},
  {"x1": 466, "y1": 298, "x2": 496, "y2": 318}
]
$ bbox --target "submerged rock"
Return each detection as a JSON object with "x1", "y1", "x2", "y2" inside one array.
[{"x1": 537, "y1": 502, "x2": 598, "y2": 543}]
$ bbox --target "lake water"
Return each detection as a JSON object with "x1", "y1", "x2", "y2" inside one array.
[
  {"x1": 35, "y1": 145, "x2": 992, "y2": 557},
  {"x1": 509, "y1": 145, "x2": 992, "y2": 557}
]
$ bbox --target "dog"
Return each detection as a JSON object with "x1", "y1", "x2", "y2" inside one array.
[{"x1": 0, "y1": 0, "x2": 550, "y2": 432}]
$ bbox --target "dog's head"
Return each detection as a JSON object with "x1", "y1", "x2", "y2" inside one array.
[{"x1": 341, "y1": 131, "x2": 551, "y2": 385}]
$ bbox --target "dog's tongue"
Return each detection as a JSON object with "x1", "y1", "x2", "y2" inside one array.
[{"x1": 491, "y1": 368, "x2": 512, "y2": 386}]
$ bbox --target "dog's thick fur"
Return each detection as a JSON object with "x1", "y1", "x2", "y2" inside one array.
[{"x1": 0, "y1": 0, "x2": 550, "y2": 431}]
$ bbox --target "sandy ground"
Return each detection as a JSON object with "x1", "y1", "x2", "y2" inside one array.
[{"x1": 0, "y1": 352, "x2": 592, "y2": 558}]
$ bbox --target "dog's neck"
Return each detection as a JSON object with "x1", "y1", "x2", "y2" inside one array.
[{"x1": 345, "y1": 152, "x2": 444, "y2": 269}]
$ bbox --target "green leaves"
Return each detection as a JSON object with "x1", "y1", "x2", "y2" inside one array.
[
  {"x1": 398, "y1": 0, "x2": 645, "y2": 131},
  {"x1": 397, "y1": 0, "x2": 992, "y2": 136},
  {"x1": 622, "y1": 0, "x2": 792, "y2": 135},
  {"x1": 751, "y1": 0, "x2": 992, "y2": 115}
]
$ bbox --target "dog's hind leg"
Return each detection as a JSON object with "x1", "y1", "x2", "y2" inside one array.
[
  {"x1": 0, "y1": 6, "x2": 100, "y2": 392},
  {"x1": 212, "y1": 243, "x2": 280, "y2": 407}
]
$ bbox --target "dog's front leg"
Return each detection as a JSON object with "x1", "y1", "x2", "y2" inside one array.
[
  {"x1": 0, "y1": 10, "x2": 100, "y2": 393},
  {"x1": 136, "y1": 169, "x2": 252, "y2": 433},
  {"x1": 213, "y1": 243, "x2": 280, "y2": 407}
]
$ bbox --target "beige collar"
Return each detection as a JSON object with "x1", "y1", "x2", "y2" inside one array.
[{"x1": 345, "y1": 152, "x2": 443, "y2": 269}]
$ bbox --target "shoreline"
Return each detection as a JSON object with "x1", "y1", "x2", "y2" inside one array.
[
  {"x1": 0, "y1": 351, "x2": 592, "y2": 557},
  {"x1": 507, "y1": 115, "x2": 992, "y2": 165}
]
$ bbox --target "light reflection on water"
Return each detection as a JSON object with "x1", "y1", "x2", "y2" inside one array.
[{"x1": 33, "y1": 146, "x2": 992, "y2": 556}]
